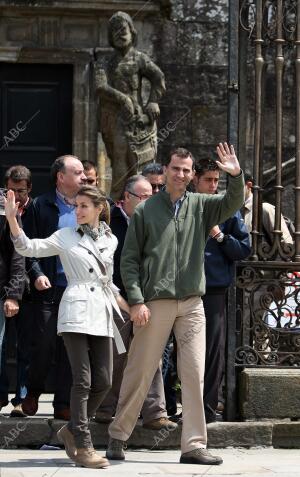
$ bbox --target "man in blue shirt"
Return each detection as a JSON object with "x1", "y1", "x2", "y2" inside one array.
[{"x1": 193, "y1": 159, "x2": 251, "y2": 423}]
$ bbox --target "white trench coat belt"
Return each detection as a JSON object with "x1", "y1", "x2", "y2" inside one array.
[{"x1": 67, "y1": 277, "x2": 126, "y2": 354}]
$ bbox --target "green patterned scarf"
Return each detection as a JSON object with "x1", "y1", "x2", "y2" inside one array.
[{"x1": 78, "y1": 222, "x2": 106, "y2": 241}]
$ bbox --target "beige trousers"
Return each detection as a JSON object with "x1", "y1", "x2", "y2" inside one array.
[
  {"x1": 109, "y1": 296, "x2": 207, "y2": 453},
  {"x1": 98, "y1": 310, "x2": 167, "y2": 422}
]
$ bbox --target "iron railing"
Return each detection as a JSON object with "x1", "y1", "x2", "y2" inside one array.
[{"x1": 227, "y1": 0, "x2": 300, "y2": 419}]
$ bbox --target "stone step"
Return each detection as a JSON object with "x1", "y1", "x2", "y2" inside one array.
[{"x1": 0, "y1": 418, "x2": 299, "y2": 449}]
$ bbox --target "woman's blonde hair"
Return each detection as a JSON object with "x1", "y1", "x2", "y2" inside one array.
[{"x1": 76, "y1": 186, "x2": 110, "y2": 224}]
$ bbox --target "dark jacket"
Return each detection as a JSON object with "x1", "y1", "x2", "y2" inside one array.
[
  {"x1": 204, "y1": 210, "x2": 251, "y2": 292},
  {"x1": 110, "y1": 205, "x2": 128, "y2": 300},
  {"x1": 0, "y1": 215, "x2": 25, "y2": 301},
  {"x1": 23, "y1": 190, "x2": 60, "y2": 302}
]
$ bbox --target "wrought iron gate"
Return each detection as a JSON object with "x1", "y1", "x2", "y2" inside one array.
[{"x1": 226, "y1": 0, "x2": 300, "y2": 420}]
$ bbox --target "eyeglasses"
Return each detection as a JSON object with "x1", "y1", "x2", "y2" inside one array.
[
  {"x1": 128, "y1": 191, "x2": 152, "y2": 200},
  {"x1": 151, "y1": 183, "x2": 164, "y2": 191},
  {"x1": 85, "y1": 179, "x2": 97, "y2": 185},
  {"x1": 5, "y1": 188, "x2": 28, "y2": 195}
]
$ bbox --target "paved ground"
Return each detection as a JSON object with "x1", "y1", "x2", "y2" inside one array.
[{"x1": 1, "y1": 448, "x2": 300, "y2": 477}]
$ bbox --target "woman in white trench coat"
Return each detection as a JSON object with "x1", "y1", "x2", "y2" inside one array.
[{"x1": 5, "y1": 185, "x2": 129, "y2": 469}]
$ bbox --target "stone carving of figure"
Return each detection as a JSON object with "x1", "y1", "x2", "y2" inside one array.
[{"x1": 95, "y1": 11, "x2": 166, "y2": 200}]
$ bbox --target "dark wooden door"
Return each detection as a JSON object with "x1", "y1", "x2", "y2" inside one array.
[
  {"x1": 0, "y1": 64, "x2": 73, "y2": 396},
  {"x1": 0, "y1": 63, "x2": 73, "y2": 196}
]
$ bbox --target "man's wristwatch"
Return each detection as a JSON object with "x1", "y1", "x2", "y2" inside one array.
[{"x1": 215, "y1": 232, "x2": 225, "y2": 243}]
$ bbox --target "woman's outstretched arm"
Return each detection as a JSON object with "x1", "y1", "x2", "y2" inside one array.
[
  {"x1": 4, "y1": 190, "x2": 22, "y2": 237},
  {"x1": 5, "y1": 190, "x2": 62, "y2": 259}
]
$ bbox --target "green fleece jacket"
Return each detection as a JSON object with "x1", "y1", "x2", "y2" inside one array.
[{"x1": 120, "y1": 172, "x2": 244, "y2": 305}]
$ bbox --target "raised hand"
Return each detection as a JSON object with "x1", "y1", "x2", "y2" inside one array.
[
  {"x1": 4, "y1": 190, "x2": 19, "y2": 220},
  {"x1": 216, "y1": 142, "x2": 240, "y2": 177},
  {"x1": 4, "y1": 189, "x2": 22, "y2": 238}
]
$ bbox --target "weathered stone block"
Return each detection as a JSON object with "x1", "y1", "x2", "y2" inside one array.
[
  {"x1": 1, "y1": 16, "x2": 38, "y2": 46},
  {"x1": 159, "y1": 105, "x2": 193, "y2": 147},
  {"x1": 192, "y1": 105, "x2": 227, "y2": 144},
  {"x1": 273, "y1": 422, "x2": 300, "y2": 448},
  {"x1": 61, "y1": 18, "x2": 98, "y2": 47},
  {"x1": 207, "y1": 421, "x2": 273, "y2": 448},
  {"x1": 240, "y1": 368, "x2": 300, "y2": 420},
  {"x1": 50, "y1": 419, "x2": 181, "y2": 449},
  {"x1": 0, "y1": 418, "x2": 51, "y2": 448},
  {"x1": 178, "y1": 0, "x2": 228, "y2": 23},
  {"x1": 176, "y1": 21, "x2": 228, "y2": 66}
]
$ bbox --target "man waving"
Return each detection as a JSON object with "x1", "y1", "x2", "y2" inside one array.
[{"x1": 107, "y1": 143, "x2": 244, "y2": 466}]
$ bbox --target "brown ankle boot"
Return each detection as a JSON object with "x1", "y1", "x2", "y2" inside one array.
[
  {"x1": 74, "y1": 448, "x2": 110, "y2": 468},
  {"x1": 57, "y1": 424, "x2": 77, "y2": 459}
]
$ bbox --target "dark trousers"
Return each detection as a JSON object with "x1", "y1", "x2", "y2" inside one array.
[
  {"x1": 63, "y1": 332, "x2": 113, "y2": 448},
  {"x1": 203, "y1": 292, "x2": 226, "y2": 422},
  {"x1": 98, "y1": 311, "x2": 167, "y2": 423},
  {"x1": 0, "y1": 302, "x2": 34, "y2": 406},
  {"x1": 162, "y1": 333, "x2": 178, "y2": 416},
  {"x1": 28, "y1": 286, "x2": 72, "y2": 410}
]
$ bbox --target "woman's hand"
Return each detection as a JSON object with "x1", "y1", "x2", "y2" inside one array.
[
  {"x1": 116, "y1": 295, "x2": 130, "y2": 315},
  {"x1": 4, "y1": 190, "x2": 19, "y2": 220},
  {"x1": 4, "y1": 190, "x2": 22, "y2": 238}
]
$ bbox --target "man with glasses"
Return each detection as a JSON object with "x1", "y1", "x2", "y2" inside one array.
[
  {"x1": 142, "y1": 163, "x2": 165, "y2": 194},
  {"x1": 0, "y1": 180, "x2": 25, "y2": 416},
  {"x1": 0, "y1": 166, "x2": 33, "y2": 417},
  {"x1": 96, "y1": 175, "x2": 175, "y2": 432}
]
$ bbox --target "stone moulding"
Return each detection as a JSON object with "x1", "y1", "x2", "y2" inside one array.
[
  {"x1": 0, "y1": 1, "x2": 159, "y2": 16},
  {"x1": 0, "y1": 46, "x2": 93, "y2": 64}
]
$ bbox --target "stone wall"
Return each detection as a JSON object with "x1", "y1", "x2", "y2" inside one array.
[
  {"x1": 0, "y1": 0, "x2": 230, "y2": 189},
  {"x1": 1, "y1": 0, "x2": 293, "y2": 210},
  {"x1": 155, "y1": 0, "x2": 229, "y2": 164}
]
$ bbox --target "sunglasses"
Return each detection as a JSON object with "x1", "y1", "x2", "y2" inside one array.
[{"x1": 151, "y1": 183, "x2": 164, "y2": 191}]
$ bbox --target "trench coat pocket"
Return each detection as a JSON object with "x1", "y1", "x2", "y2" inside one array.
[{"x1": 59, "y1": 296, "x2": 87, "y2": 324}]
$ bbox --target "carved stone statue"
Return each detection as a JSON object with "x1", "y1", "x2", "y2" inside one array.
[{"x1": 95, "y1": 11, "x2": 166, "y2": 200}]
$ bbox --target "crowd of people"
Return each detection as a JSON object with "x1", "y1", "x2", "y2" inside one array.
[{"x1": 0, "y1": 144, "x2": 293, "y2": 468}]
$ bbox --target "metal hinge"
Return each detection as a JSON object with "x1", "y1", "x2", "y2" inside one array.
[{"x1": 228, "y1": 81, "x2": 239, "y2": 92}]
